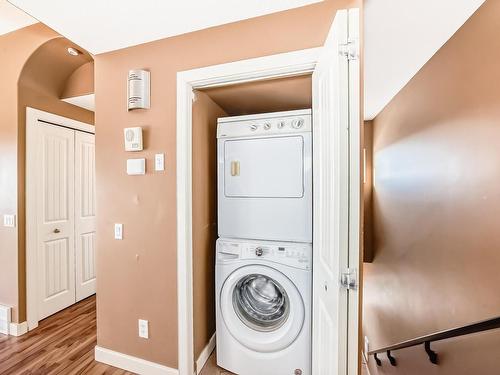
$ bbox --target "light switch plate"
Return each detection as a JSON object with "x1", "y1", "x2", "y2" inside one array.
[
  {"x1": 3, "y1": 215, "x2": 15, "y2": 228},
  {"x1": 138, "y1": 319, "x2": 149, "y2": 339},
  {"x1": 155, "y1": 153, "x2": 164, "y2": 171},
  {"x1": 114, "y1": 224, "x2": 123, "y2": 240}
]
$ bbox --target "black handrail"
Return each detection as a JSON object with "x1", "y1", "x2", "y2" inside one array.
[{"x1": 368, "y1": 316, "x2": 500, "y2": 367}]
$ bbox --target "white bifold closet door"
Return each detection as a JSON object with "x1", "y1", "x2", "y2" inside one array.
[{"x1": 36, "y1": 122, "x2": 96, "y2": 320}]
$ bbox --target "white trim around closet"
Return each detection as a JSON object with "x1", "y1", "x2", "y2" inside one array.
[{"x1": 176, "y1": 47, "x2": 320, "y2": 375}]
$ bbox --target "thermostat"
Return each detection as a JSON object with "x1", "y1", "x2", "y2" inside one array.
[{"x1": 124, "y1": 127, "x2": 143, "y2": 151}]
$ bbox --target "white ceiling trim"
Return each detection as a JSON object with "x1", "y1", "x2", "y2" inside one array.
[
  {"x1": 7, "y1": 0, "x2": 321, "y2": 54},
  {"x1": 364, "y1": 0, "x2": 485, "y2": 120},
  {"x1": 0, "y1": 0, "x2": 36, "y2": 36}
]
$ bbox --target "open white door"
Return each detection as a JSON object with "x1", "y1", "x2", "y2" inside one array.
[
  {"x1": 75, "y1": 132, "x2": 97, "y2": 301},
  {"x1": 36, "y1": 122, "x2": 76, "y2": 320},
  {"x1": 312, "y1": 8, "x2": 360, "y2": 375}
]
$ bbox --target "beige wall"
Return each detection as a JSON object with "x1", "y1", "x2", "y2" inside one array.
[
  {"x1": 364, "y1": 1, "x2": 500, "y2": 373},
  {"x1": 192, "y1": 91, "x2": 227, "y2": 360},
  {"x1": 94, "y1": 0, "x2": 359, "y2": 367},
  {"x1": 0, "y1": 23, "x2": 93, "y2": 322},
  {"x1": 362, "y1": 120, "x2": 373, "y2": 263},
  {"x1": 0, "y1": 23, "x2": 55, "y2": 323},
  {"x1": 62, "y1": 61, "x2": 95, "y2": 99}
]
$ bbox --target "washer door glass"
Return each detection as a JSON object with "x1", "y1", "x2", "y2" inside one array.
[
  {"x1": 220, "y1": 264, "x2": 306, "y2": 352},
  {"x1": 233, "y1": 274, "x2": 289, "y2": 332}
]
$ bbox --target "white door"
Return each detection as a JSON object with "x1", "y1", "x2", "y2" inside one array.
[
  {"x1": 312, "y1": 8, "x2": 360, "y2": 375},
  {"x1": 36, "y1": 122, "x2": 76, "y2": 320},
  {"x1": 75, "y1": 132, "x2": 96, "y2": 301}
]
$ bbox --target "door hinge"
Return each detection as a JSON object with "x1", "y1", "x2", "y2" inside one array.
[
  {"x1": 341, "y1": 268, "x2": 357, "y2": 290},
  {"x1": 339, "y1": 40, "x2": 358, "y2": 61}
]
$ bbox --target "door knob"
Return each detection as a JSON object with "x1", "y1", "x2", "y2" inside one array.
[{"x1": 53, "y1": 228, "x2": 60, "y2": 234}]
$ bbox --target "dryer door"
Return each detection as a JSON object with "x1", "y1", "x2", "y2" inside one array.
[
  {"x1": 224, "y1": 136, "x2": 304, "y2": 198},
  {"x1": 220, "y1": 264, "x2": 305, "y2": 353}
]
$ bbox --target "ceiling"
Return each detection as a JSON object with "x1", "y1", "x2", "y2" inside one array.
[
  {"x1": 0, "y1": 0, "x2": 36, "y2": 36},
  {"x1": 202, "y1": 75, "x2": 312, "y2": 116},
  {"x1": 364, "y1": 0, "x2": 485, "y2": 120},
  {"x1": 6, "y1": 0, "x2": 321, "y2": 54},
  {"x1": 5, "y1": 0, "x2": 487, "y2": 120}
]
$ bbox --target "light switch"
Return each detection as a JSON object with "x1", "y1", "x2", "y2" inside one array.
[
  {"x1": 155, "y1": 153, "x2": 164, "y2": 171},
  {"x1": 114, "y1": 224, "x2": 123, "y2": 240},
  {"x1": 127, "y1": 158, "x2": 146, "y2": 175},
  {"x1": 138, "y1": 319, "x2": 149, "y2": 339},
  {"x1": 3, "y1": 215, "x2": 15, "y2": 228}
]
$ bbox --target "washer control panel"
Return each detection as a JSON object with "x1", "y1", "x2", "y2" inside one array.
[
  {"x1": 217, "y1": 109, "x2": 311, "y2": 138},
  {"x1": 217, "y1": 238, "x2": 312, "y2": 270}
]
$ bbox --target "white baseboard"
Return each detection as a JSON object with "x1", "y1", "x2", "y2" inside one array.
[
  {"x1": 9, "y1": 321, "x2": 28, "y2": 336},
  {"x1": 95, "y1": 346, "x2": 178, "y2": 375},
  {"x1": 196, "y1": 333, "x2": 216, "y2": 374},
  {"x1": 0, "y1": 305, "x2": 11, "y2": 335}
]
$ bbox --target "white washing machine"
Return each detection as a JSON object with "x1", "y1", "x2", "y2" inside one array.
[
  {"x1": 215, "y1": 238, "x2": 311, "y2": 375},
  {"x1": 217, "y1": 109, "x2": 312, "y2": 243}
]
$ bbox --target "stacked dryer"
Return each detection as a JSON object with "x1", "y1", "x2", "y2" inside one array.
[{"x1": 215, "y1": 109, "x2": 313, "y2": 375}]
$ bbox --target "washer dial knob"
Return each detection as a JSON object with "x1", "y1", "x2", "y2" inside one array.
[
  {"x1": 291, "y1": 118, "x2": 304, "y2": 129},
  {"x1": 255, "y1": 247, "x2": 264, "y2": 256},
  {"x1": 263, "y1": 122, "x2": 271, "y2": 130},
  {"x1": 277, "y1": 121, "x2": 285, "y2": 129},
  {"x1": 250, "y1": 124, "x2": 258, "y2": 131}
]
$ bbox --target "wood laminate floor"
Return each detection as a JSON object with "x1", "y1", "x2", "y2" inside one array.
[
  {"x1": 0, "y1": 295, "x2": 134, "y2": 375},
  {"x1": 0, "y1": 295, "x2": 370, "y2": 375}
]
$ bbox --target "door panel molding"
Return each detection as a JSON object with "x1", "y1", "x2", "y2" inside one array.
[{"x1": 36, "y1": 122, "x2": 75, "y2": 320}]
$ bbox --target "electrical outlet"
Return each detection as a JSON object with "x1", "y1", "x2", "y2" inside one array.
[
  {"x1": 138, "y1": 319, "x2": 149, "y2": 339},
  {"x1": 114, "y1": 224, "x2": 123, "y2": 240},
  {"x1": 3, "y1": 214, "x2": 15, "y2": 228}
]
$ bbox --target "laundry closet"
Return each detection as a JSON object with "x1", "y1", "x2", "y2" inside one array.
[{"x1": 191, "y1": 74, "x2": 313, "y2": 375}]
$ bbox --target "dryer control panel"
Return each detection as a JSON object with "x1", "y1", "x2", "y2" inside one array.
[
  {"x1": 217, "y1": 109, "x2": 311, "y2": 138},
  {"x1": 217, "y1": 239, "x2": 312, "y2": 270}
]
